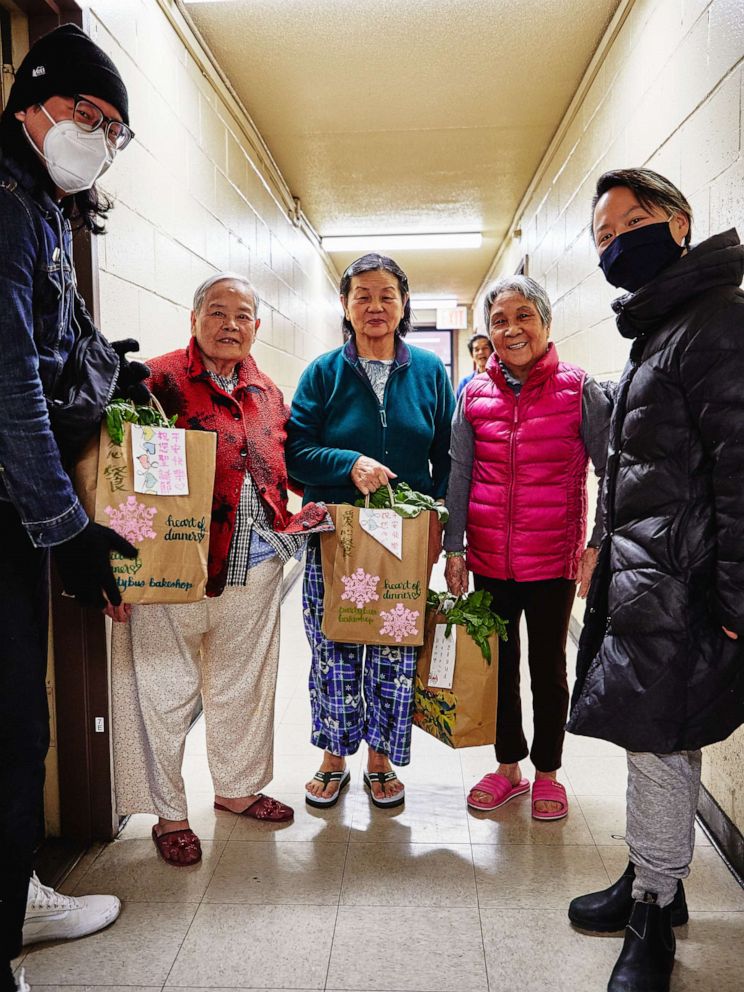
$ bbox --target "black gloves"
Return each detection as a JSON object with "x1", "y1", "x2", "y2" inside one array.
[
  {"x1": 111, "y1": 338, "x2": 151, "y2": 405},
  {"x1": 53, "y1": 521, "x2": 138, "y2": 609}
]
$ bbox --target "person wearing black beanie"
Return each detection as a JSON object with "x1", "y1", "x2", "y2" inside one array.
[
  {"x1": 5, "y1": 23, "x2": 129, "y2": 124},
  {"x1": 0, "y1": 26, "x2": 144, "y2": 992}
]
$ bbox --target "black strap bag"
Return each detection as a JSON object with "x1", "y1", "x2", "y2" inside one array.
[{"x1": 47, "y1": 295, "x2": 120, "y2": 458}]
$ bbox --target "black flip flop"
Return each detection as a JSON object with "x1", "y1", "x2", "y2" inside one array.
[
  {"x1": 305, "y1": 768, "x2": 351, "y2": 808},
  {"x1": 363, "y1": 770, "x2": 405, "y2": 809}
]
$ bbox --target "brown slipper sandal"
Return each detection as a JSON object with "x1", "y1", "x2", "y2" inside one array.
[
  {"x1": 214, "y1": 794, "x2": 294, "y2": 822},
  {"x1": 152, "y1": 825, "x2": 202, "y2": 866}
]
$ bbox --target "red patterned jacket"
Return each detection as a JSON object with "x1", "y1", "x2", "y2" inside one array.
[{"x1": 146, "y1": 338, "x2": 327, "y2": 596}]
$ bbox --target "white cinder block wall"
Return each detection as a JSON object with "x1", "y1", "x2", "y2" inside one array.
[
  {"x1": 86, "y1": 0, "x2": 342, "y2": 402},
  {"x1": 474, "y1": 0, "x2": 744, "y2": 835}
]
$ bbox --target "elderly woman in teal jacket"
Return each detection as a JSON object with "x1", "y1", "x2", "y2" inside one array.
[{"x1": 287, "y1": 253, "x2": 454, "y2": 810}]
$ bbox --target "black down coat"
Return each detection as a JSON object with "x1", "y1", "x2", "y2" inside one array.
[{"x1": 569, "y1": 228, "x2": 744, "y2": 753}]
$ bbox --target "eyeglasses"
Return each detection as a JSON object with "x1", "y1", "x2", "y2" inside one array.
[{"x1": 71, "y1": 95, "x2": 135, "y2": 151}]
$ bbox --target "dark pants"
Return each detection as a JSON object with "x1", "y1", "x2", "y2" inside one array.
[
  {"x1": 474, "y1": 574, "x2": 575, "y2": 772},
  {"x1": 0, "y1": 501, "x2": 50, "y2": 965}
]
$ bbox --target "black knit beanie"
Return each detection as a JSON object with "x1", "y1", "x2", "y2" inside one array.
[{"x1": 6, "y1": 23, "x2": 129, "y2": 124}]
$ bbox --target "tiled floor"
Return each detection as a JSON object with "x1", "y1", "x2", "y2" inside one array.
[{"x1": 16, "y1": 573, "x2": 744, "y2": 990}]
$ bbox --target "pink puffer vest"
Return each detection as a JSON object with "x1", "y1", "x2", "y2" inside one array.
[{"x1": 464, "y1": 345, "x2": 588, "y2": 582}]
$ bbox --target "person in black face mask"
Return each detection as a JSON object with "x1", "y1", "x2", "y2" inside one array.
[
  {"x1": 566, "y1": 168, "x2": 744, "y2": 992},
  {"x1": 596, "y1": 199, "x2": 687, "y2": 293}
]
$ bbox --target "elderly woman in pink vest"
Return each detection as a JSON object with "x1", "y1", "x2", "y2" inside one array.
[{"x1": 444, "y1": 275, "x2": 611, "y2": 820}]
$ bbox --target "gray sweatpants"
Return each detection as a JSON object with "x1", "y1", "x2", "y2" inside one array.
[{"x1": 625, "y1": 749, "x2": 702, "y2": 907}]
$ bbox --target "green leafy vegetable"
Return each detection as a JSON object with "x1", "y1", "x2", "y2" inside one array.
[
  {"x1": 105, "y1": 399, "x2": 176, "y2": 445},
  {"x1": 426, "y1": 588, "x2": 508, "y2": 664},
  {"x1": 355, "y1": 481, "x2": 449, "y2": 522}
]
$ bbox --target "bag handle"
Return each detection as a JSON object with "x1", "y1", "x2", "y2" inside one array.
[
  {"x1": 364, "y1": 482, "x2": 396, "y2": 509},
  {"x1": 116, "y1": 394, "x2": 171, "y2": 426},
  {"x1": 147, "y1": 393, "x2": 170, "y2": 426}
]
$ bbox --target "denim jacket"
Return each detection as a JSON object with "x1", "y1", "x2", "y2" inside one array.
[{"x1": 0, "y1": 149, "x2": 95, "y2": 546}]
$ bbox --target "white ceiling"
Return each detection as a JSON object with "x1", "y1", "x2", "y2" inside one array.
[{"x1": 182, "y1": 0, "x2": 620, "y2": 302}]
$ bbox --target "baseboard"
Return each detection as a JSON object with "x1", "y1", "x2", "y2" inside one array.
[
  {"x1": 696, "y1": 784, "x2": 744, "y2": 887},
  {"x1": 33, "y1": 837, "x2": 88, "y2": 889},
  {"x1": 569, "y1": 614, "x2": 582, "y2": 643},
  {"x1": 281, "y1": 556, "x2": 304, "y2": 599}
]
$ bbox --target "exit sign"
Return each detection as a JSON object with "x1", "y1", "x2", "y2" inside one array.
[{"x1": 436, "y1": 306, "x2": 467, "y2": 329}]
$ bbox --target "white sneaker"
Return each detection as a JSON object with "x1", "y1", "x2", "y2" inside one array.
[
  {"x1": 16, "y1": 968, "x2": 31, "y2": 991},
  {"x1": 22, "y1": 872, "x2": 120, "y2": 945}
]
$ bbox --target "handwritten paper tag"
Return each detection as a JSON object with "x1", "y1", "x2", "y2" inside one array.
[
  {"x1": 359, "y1": 508, "x2": 403, "y2": 559},
  {"x1": 428, "y1": 623, "x2": 457, "y2": 689},
  {"x1": 131, "y1": 424, "x2": 189, "y2": 496}
]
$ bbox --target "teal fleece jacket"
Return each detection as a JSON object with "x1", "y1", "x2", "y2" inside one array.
[{"x1": 286, "y1": 337, "x2": 455, "y2": 505}]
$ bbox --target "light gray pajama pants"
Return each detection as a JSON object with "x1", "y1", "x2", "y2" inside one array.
[{"x1": 625, "y1": 749, "x2": 702, "y2": 907}]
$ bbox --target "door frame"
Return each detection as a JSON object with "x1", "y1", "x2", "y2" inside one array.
[{"x1": 2, "y1": 0, "x2": 115, "y2": 852}]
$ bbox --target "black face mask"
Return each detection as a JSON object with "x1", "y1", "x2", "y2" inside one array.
[{"x1": 598, "y1": 221, "x2": 684, "y2": 293}]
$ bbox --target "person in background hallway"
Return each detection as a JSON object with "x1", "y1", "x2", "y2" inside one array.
[
  {"x1": 456, "y1": 332, "x2": 494, "y2": 397},
  {"x1": 444, "y1": 275, "x2": 611, "y2": 821},
  {"x1": 567, "y1": 168, "x2": 744, "y2": 992},
  {"x1": 287, "y1": 253, "x2": 455, "y2": 811},
  {"x1": 110, "y1": 273, "x2": 330, "y2": 867},
  {"x1": 0, "y1": 25, "x2": 149, "y2": 992}
]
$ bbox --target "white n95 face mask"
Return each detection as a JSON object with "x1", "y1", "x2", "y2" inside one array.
[{"x1": 25, "y1": 105, "x2": 115, "y2": 194}]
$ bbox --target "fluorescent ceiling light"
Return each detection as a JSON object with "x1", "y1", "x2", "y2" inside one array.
[
  {"x1": 411, "y1": 297, "x2": 459, "y2": 309},
  {"x1": 322, "y1": 233, "x2": 482, "y2": 252}
]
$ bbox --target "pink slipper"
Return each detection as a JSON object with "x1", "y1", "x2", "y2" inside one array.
[
  {"x1": 467, "y1": 772, "x2": 530, "y2": 811},
  {"x1": 531, "y1": 779, "x2": 569, "y2": 821}
]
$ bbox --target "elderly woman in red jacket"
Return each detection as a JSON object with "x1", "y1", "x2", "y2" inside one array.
[
  {"x1": 444, "y1": 275, "x2": 611, "y2": 820},
  {"x1": 110, "y1": 272, "x2": 327, "y2": 866}
]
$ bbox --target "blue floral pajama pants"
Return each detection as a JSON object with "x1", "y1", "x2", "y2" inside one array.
[{"x1": 302, "y1": 542, "x2": 416, "y2": 765}]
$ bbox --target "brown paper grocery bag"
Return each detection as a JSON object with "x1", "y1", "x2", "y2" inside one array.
[
  {"x1": 74, "y1": 421, "x2": 216, "y2": 604},
  {"x1": 319, "y1": 502, "x2": 434, "y2": 646},
  {"x1": 413, "y1": 609, "x2": 499, "y2": 748},
  {"x1": 74, "y1": 432, "x2": 101, "y2": 519}
]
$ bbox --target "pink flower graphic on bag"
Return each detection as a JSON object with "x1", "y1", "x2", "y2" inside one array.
[
  {"x1": 104, "y1": 496, "x2": 157, "y2": 543},
  {"x1": 379, "y1": 602, "x2": 420, "y2": 642},
  {"x1": 340, "y1": 567, "x2": 380, "y2": 608}
]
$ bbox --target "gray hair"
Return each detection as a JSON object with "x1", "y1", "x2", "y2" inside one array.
[
  {"x1": 192, "y1": 272, "x2": 260, "y2": 316},
  {"x1": 483, "y1": 275, "x2": 551, "y2": 330}
]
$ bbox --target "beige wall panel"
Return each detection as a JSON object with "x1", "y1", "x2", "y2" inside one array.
[
  {"x1": 86, "y1": 0, "x2": 340, "y2": 385},
  {"x1": 98, "y1": 270, "x2": 141, "y2": 343},
  {"x1": 476, "y1": 0, "x2": 744, "y2": 830}
]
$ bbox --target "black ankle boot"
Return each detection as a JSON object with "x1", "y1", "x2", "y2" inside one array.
[
  {"x1": 568, "y1": 862, "x2": 688, "y2": 932},
  {"x1": 607, "y1": 897, "x2": 675, "y2": 992}
]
